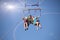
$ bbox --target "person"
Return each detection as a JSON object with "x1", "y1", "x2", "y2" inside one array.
[
  {"x1": 23, "y1": 15, "x2": 42, "y2": 31},
  {"x1": 22, "y1": 15, "x2": 34, "y2": 31},
  {"x1": 33, "y1": 16, "x2": 42, "y2": 31},
  {"x1": 27, "y1": 15, "x2": 34, "y2": 24},
  {"x1": 23, "y1": 17, "x2": 29, "y2": 31}
]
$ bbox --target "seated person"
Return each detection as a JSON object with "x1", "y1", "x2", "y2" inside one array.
[
  {"x1": 27, "y1": 15, "x2": 34, "y2": 24},
  {"x1": 33, "y1": 16, "x2": 42, "y2": 31},
  {"x1": 23, "y1": 17, "x2": 29, "y2": 31}
]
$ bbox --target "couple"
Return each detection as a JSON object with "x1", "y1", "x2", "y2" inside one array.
[{"x1": 23, "y1": 15, "x2": 42, "y2": 31}]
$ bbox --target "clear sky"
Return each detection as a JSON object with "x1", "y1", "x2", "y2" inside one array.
[{"x1": 0, "y1": 0, "x2": 60, "y2": 40}]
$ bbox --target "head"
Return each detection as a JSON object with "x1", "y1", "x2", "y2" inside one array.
[
  {"x1": 36, "y1": 17, "x2": 38, "y2": 20},
  {"x1": 25, "y1": 17, "x2": 27, "y2": 19},
  {"x1": 28, "y1": 15, "x2": 31, "y2": 16},
  {"x1": 23, "y1": 17, "x2": 27, "y2": 20},
  {"x1": 29, "y1": 15, "x2": 32, "y2": 18},
  {"x1": 29, "y1": 15, "x2": 32, "y2": 17}
]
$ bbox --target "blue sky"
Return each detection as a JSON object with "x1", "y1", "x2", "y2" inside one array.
[{"x1": 0, "y1": 0, "x2": 60, "y2": 40}]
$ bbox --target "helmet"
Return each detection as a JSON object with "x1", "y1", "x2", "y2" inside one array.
[{"x1": 25, "y1": 17, "x2": 27, "y2": 19}]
